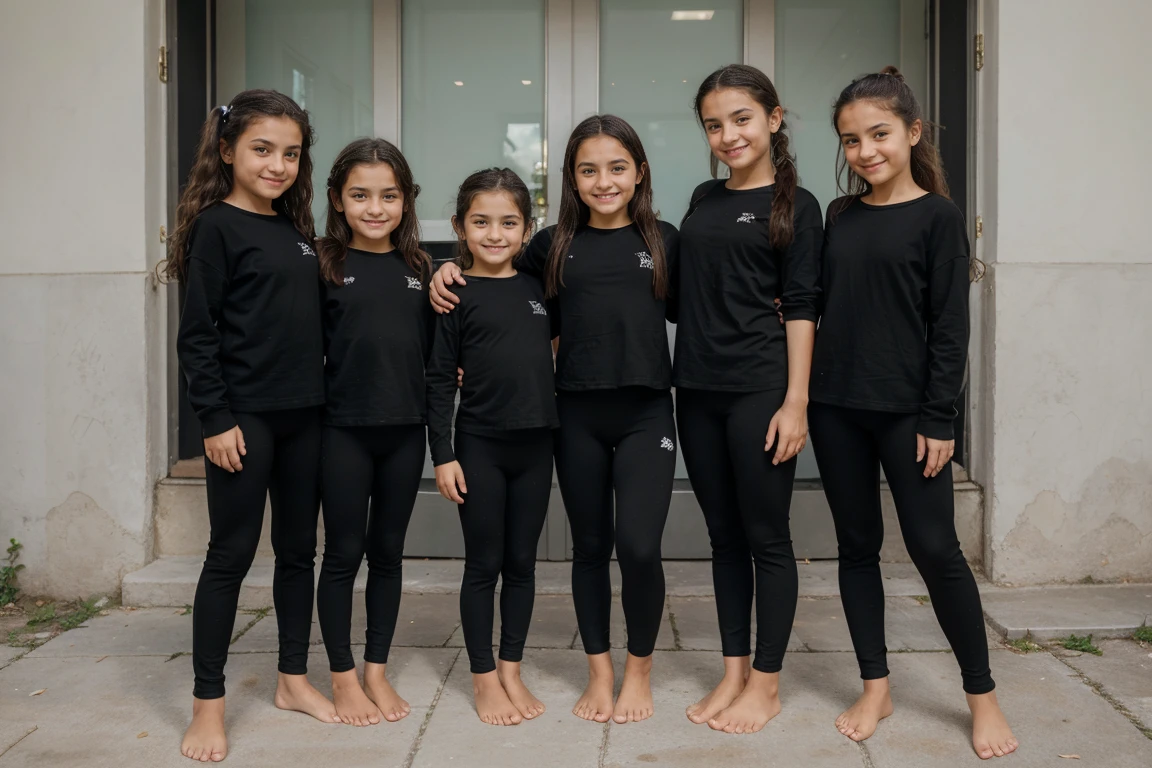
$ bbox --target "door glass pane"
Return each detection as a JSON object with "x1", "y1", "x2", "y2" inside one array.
[
  {"x1": 775, "y1": 0, "x2": 929, "y2": 216},
  {"x1": 402, "y1": 0, "x2": 546, "y2": 238},
  {"x1": 216, "y1": 0, "x2": 375, "y2": 233},
  {"x1": 776, "y1": 0, "x2": 928, "y2": 478},
  {"x1": 600, "y1": 0, "x2": 743, "y2": 480}
]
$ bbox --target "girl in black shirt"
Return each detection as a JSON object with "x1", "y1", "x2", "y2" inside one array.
[
  {"x1": 810, "y1": 67, "x2": 1017, "y2": 759},
  {"x1": 314, "y1": 139, "x2": 434, "y2": 727},
  {"x1": 675, "y1": 65, "x2": 821, "y2": 735},
  {"x1": 168, "y1": 90, "x2": 335, "y2": 762},
  {"x1": 431, "y1": 116, "x2": 679, "y2": 725},
  {"x1": 426, "y1": 169, "x2": 558, "y2": 727}
]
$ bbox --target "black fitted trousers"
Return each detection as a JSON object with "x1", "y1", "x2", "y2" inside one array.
[
  {"x1": 808, "y1": 402, "x2": 994, "y2": 695},
  {"x1": 455, "y1": 429, "x2": 554, "y2": 674},
  {"x1": 555, "y1": 387, "x2": 677, "y2": 658},
  {"x1": 676, "y1": 388, "x2": 798, "y2": 674},
  {"x1": 192, "y1": 407, "x2": 322, "y2": 700},
  {"x1": 316, "y1": 424, "x2": 426, "y2": 673}
]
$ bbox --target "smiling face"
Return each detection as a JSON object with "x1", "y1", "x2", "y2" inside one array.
[
  {"x1": 699, "y1": 87, "x2": 782, "y2": 175},
  {"x1": 220, "y1": 116, "x2": 303, "y2": 210},
  {"x1": 333, "y1": 162, "x2": 405, "y2": 252},
  {"x1": 454, "y1": 190, "x2": 530, "y2": 273},
  {"x1": 836, "y1": 100, "x2": 921, "y2": 191},
  {"x1": 572, "y1": 135, "x2": 644, "y2": 228}
]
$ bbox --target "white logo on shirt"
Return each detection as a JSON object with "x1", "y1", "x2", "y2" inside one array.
[
  {"x1": 659, "y1": 437, "x2": 674, "y2": 451},
  {"x1": 568, "y1": 254, "x2": 575, "y2": 259},
  {"x1": 406, "y1": 276, "x2": 422, "y2": 290},
  {"x1": 343, "y1": 276, "x2": 356, "y2": 285},
  {"x1": 736, "y1": 213, "x2": 756, "y2": 224},
  {"x1": 636, "y1": 251, "x2": 654, "y2": 270},
  {"x1": 529, "y1": 301, "x2": 547, "y2": 316},
  {"x1": 299, "y1": 242, "x2": 317, "y2": 257}
]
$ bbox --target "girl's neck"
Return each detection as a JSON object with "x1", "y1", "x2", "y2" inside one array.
[
  {"x1": 349, "y1": 233, "x2": 394, "y2": 253},
  {"x1": 587, "y1": 208, "x2": 632, "y2": 229},
  {"x1": 464, "y1": 258, "x2": 517, "y2": 278},
  {"x1": 224, "y1": 185, "x2": 276, "y2": 216},
  {"x1": 863, "y1": 169, "x2": 927, "y2": 205},
  {"x1": 725, "y1": 153, "x2": 776, "y2": 190}
]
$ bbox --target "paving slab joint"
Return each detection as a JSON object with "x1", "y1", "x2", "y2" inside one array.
[
  {"x1": 856, "y1": 740, "x2": 877, "y2": 767},
  {"x1": 596, "y1": 719, "x2": 611, "y2": 768},
  {"x1": 1057, "y1": 656, "x2": 1152, "y2": 742},
  {"x1": 401, "y1": 648, "x2": 462, "y2": 768}
]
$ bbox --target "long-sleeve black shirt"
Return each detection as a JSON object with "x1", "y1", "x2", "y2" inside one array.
[
  {"x1": 425, "y1": 272, "x2": 559, "y2": 466},
  {"x1": 672, "y1": 181, "x2": 822, "y2": 391},
  {"x1": 177, "y1": 203, "x2": 324, "y2": 437},
  {"x1": 811, "y1": 193, "x2": 970, "y2": 440},
  {"x1": 321, "y1": 249, "x2": 435, "y2": 426},
  {"x1": 519, "y1": 222, "x2": 678, "y2": 392}
]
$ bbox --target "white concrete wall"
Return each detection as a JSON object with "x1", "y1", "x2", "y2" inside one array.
[
  {"x1": 0, "y1": 0, "x2": 168, "y2": 597},
  {"x1": 976, "y1": 0, "x2": 1152, "y2": 583}
]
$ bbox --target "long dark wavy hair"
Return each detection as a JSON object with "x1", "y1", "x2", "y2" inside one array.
[
  {"x1": 161, "y1": 89, "x2": 315, "y2": 282},
  {"x1": 317, "y1": 138, "x2": 430, "y2": 284},
  {"x1": 830, "y1": 65, "x2": 949, "y2": 220},
  {"x1": 546, "y1": 115, "x2": 667, "y2": 300},
  {"x1": 451, "y1": 168, "x2": 534, "y2": 270},
  {"x1": 694, "y1": 64, "x2": 798, "y2": 251}
]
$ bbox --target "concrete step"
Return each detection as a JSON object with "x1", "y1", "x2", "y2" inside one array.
[
  {"x1": 981, "y1": 584, "x2": 1152, "y2": 641},
  {"x1": 154, "y1": 475, "x2": 985, "y2": 563},
  {"x1": 123, "y1": 557, "x2": 945, "y2": 609}
]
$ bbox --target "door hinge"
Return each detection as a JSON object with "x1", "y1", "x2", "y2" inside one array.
[
  {"x1": 158, "y1": 45, "x2": 169, "y2": 83},
  {"x1": 974, "y1": 33, "x2": 984, "y2": 71},
  {"x1": 975, "y1": 216, "x2": 983, "y2": 238}
]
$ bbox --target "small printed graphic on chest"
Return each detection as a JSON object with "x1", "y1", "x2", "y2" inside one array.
[
  {"x1": 299, "y1": 242, "x2": 317, "y2": 257},
  {"x1": 636, "y1": 251, "x2": 654, "y2": 270},
  {"x1": 736, "y1": 213, "x2": 756, "y2": 224},
  {"x1": 529, "y1": 300, "x2": 548, "y2": 316},
  {"x1": 659, "y1": 437, "x2": 674, "y2": 451},
  {"x1": 343, "y1": 276, "x2": 356, "y2": 285},
  {"x1": 406, "y1": 276, "x2": 422, "y2": 290}
]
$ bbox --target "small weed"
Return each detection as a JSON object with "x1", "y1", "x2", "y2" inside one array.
[
  {"x1": 180, "y1": 605, "x2": 192, "y2": 616},
  {"x1": 912, "y1": 595, "x2": 931, "y2": 605},
  {"x1": 1133, "y1": 626, "x2": 1152, "y2": 644},
  {"x1": 1008, "y1": 637, "x2": 1043, "y2": 653},
  {"x1": 1079, "y1": 575, "x2": 1098, "y2": 585},
  {"x1": 58, "y1": 598, "x2": 101, "y2": 630},
  {"x1": 0, "y1": 539, "x2": 25, "y2": 605},
  {"x1": 27, "y1": 602, "x2": 57, "y2": 626},
  {"x1": 1060, "y1": 633, "x2": 1102, "y2": 656}
]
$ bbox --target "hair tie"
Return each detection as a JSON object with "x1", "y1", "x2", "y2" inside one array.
[{"x1": 219, "y1": 105, "x2": 231, "y2": 124}]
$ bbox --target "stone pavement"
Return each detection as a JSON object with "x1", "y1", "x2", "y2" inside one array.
[{"x1": 3, "y1": 565, "x2": 1152, "y2": 767}]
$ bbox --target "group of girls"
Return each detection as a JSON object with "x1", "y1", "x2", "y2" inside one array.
[{"x1": 168, "y1": 62, "x2": 1018, "y2": 764}]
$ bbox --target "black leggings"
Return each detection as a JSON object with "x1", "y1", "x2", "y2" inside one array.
[
  {"x1": 555, "y1": 387, "x2": 676, "y2": 658},
  {"x1": 192, "y1": 407, "x2": 322, "y2": 700},
  {"x1": 808, "y1": 402, "x2": 994, "y2": 695},
  {"x1": 455, "y1": 429, "x2": 554, "y2": 674},
  {"x1": 676, "y1": 388, "x2": 797, "y2": 675},
  {"x1": 316, "y1": 424, "x2": 425, "y2": 673}
]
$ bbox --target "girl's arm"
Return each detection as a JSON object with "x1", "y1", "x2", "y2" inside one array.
[
  {"x1": 176, "y1": 219, "x2": 235, "y2": 439},
  {"x1": 425, "y1": 307, "x2": 464, "y2": 468},
  {"x1": 663, "y1": 223, "x2": 681, "y2": 323},
  {"x1": 919, "y1": 207, "x2": 970, "y2": 476}
]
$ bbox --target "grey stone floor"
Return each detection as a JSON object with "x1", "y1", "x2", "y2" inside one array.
[{"x1": 3, "y1": 588, "x2": 1152, "y2": 767}]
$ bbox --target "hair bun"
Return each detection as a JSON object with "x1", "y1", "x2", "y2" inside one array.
[{"x1": 879, "y1": 65, "x2": 905, "y2": 82}]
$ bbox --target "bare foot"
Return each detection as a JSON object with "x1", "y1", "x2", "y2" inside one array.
[
  {"x1": 835, "y1": 677, "x2": 893, "y2": 742},
  {"x1": 181, "y1": 696, "x2": 227, "y2": 762},
  {"x1": 573, "y1": 653, "x2": 615, "y2": 723},
  {"x1": 363, "y1": 662, "x2": 411, "y2": 722},
  {"x1": 473, "y1": 671, "x2": 523, "y2": 726},
  {"x1": 968, "y1": 690, "x2": 1018, "y2": 759},
  {"x1": 330, "y1": 669, "x2": 382, "y2": 726},
  {"x1": 687, "y1": 656, "x2": 749, "y2": 724},
  {"x1": 709, "y1": 669, "x2": 781, "y2": 734},
  {"x1": 612, "y1": 653, "x2": 654, "y2": 724},
  {"x1": 497, "y1": 660, "x2": 545, "y2": 720},
  {"x1": 274, "y1": 672, "x2": 341, "y2": 724}
]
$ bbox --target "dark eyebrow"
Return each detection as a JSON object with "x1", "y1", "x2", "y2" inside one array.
[
  {"x1": 347, "y1": 186, "x2": 400, "y2": 193},
  {"x1": 701, "y1": 107, "x2": 752, "y2": 123},
  {"x1": 248, "y1": 138, "x2": 302, "y2": 150},
  {"x1": 867, "y1": 122, "x2": 892, "y2": 131}
]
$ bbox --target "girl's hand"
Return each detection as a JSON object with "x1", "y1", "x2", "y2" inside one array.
[
  {"x1": 435, "y1": 461, "x2": 467, "y2": 503},
  {"x1": 916, "y1": 434, "x2": 954, "y2": 478},
  {"x1": 430, "y1": 262, "x2": 466, "y2": 313},
  {"x1": 204, "y1": 426, "x2": 246, "y2": 473},
  {"x1": 457, "y1": 367, "x2": 463, "y2": 388},
  {"x1": 765, "y1": 397, "x2": 808, "y2": 465}
]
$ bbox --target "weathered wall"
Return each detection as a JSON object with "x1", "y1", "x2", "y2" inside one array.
[
  {"x1": 976, "y1": 0, "x2": 1152, "y2": 583},
  {"x1": 0, "y1": 0, "x2": 168, "y2": 597}
]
